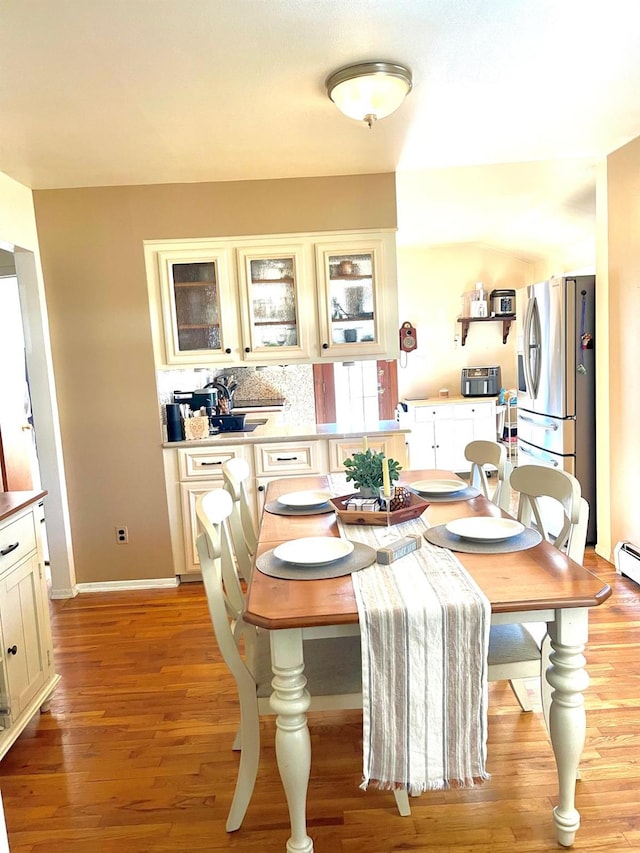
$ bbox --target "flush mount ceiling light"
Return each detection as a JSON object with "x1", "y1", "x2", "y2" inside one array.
[{"x1": 325, "y1": 61, "x2": 413, "y2": 129}]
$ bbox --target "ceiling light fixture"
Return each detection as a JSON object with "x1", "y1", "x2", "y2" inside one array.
[{"x1": 325, "y1": 61, "x2": 413, "y2": 129}]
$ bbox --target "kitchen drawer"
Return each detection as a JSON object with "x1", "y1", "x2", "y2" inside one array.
[
  {"x1": 328, "y1": 435, "x2": 407, "y2": 472},
  {"x1": 414, "y1": 404, "x2": 453, "y2": 423},
  {"x1": 0, "y1": 511, "x2": 36, "y2": 575},
  {"x1": 453, "y1": 402, "x2": 494, "y2": 419},
  {"x1": 177, "y1": 445, "x2": 247, "y2": 480},
  {"x1": 254, "y1": 441, "x2": 321, "y2": 477}
]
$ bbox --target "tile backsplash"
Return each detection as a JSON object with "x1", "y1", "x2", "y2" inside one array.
[{"x1": 156, "y1": 365, "x2": 316, "y2": 424}]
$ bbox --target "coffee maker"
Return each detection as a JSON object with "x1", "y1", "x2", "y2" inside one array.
[{"x1": 173, "y1": 389, "x2": 219, "y2": 414}]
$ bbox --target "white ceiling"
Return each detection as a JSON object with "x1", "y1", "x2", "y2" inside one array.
[{"x1": 1, "y1": 0, "x2": 639, "y2": 260}]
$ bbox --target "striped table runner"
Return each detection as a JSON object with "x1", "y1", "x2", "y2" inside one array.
[{"x1": 338, "y1": 515, "x2": 491, "y2": 795}]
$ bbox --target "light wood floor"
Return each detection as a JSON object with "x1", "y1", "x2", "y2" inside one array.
[{"x1": 1, "y1": 549, "x2": 638, "y2": 852}]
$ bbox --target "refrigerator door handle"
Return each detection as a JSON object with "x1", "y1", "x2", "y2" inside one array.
[
  {"x1": 518, "y1": 443, "x2": 560, "y2": 467},
  {"x1": 519, "y1": 414, "x2": 558, "y2": 430},
  {"x1": 522, "y1": 295, "x2": 539, "y2": 398}
]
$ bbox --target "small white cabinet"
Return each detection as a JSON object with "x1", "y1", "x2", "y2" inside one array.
[
  {"x1": 402, "y1": 399, "x2": 497, "y2": 472},
  {"x1": 0, "y1": 495, "x2": 59, "y2": 760}
]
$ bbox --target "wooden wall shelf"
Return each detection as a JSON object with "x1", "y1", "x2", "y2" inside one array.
[{"x1": 457, "y1": 316, "x2": 516, "y2": 346}]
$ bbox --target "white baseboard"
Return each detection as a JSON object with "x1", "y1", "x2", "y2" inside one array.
[{"x1": 74, "y1": 577, "x2": 180, "y2": 594}]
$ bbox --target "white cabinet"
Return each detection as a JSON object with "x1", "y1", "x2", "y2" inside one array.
[
  {"x1": 167, "y1": 445, "x2": 251, "y2": 575},
  {"x1": 0, "y1": 497, "x2": 59, "y2": 760},
  {"x1": 403, "y1": 400, "x2": 497, "y2": 472},
  {"x1": 314, "y1": 235, "x2": 397, "y2": 359},
  {"x1": 146, "y1": 230, "x2": 399, "y2": 367},
  {"x1": 254, "y1": 440, "x2": 327, "y2": 515},
  {"x1": 327, "y1": 434, "x2": 408, "y2": 472}
]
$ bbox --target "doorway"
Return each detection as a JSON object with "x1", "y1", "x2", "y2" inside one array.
[
  {"x1": 0, "y1": 243, "x2": 77, "y2": 597},
  {"x1": 0, "y1": 269, "x2": 41, "y2": 491}
]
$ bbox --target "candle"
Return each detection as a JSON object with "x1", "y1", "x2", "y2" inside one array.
[
  {"x1": 362, "y1": 435, "x2": 368, "y2": 453},
  {"x1": 382, "y1": 456, "x2": 391, "y2": 498}
]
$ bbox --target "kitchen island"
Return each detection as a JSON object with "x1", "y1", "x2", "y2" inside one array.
[{"x1": 162, "y1": 416, "x2": 409, "y2": 576}]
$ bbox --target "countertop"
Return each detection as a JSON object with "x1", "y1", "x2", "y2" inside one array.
[
  {"x1": 402, "y1": 395, "x2": 497, "y2": 405},
  {"x1": 0, "y1": 490, "x2": 47, "y2": 523},
  {"x1": 162, "y1": 417, "x2": 408, "y2": 449}
]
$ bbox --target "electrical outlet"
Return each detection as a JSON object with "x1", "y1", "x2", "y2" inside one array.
[{"x1": 115, "y1": 526, "x2": 128, "y2": 544}]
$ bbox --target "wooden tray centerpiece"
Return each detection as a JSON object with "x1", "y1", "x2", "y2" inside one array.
[{"x1": 329, "y1": 491, "x2": 429, "y2": 526}]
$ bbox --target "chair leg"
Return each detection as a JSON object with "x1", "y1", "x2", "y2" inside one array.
[
  {"x1": 393, "y1": 788, "x2": 411, "y2": 816},
  {"x1": 232, "y1": 727, "x2": 241, "y2": 751},
  {"x1": 226, "y1": 701, "x2": 261, "y2": 832},
  {"x1": 508, "y1": 677, "x2": 534, "y2": 712}
]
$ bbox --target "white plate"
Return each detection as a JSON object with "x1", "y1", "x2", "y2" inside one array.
[
  {"x1": 445, "y1": 516, "x2": 525, "y2": 542},
  {"x1": 410, "y1": 478, "x2": 467, "y2": 495},
  {"x1": 277, "y1": 490, "x2": 331, "y2": 508},
  {"x1": 273, "y1": 536, "x2": 354, "y2": 566}
]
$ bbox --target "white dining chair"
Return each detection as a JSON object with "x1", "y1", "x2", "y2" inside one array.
[
  {"x1": 464, "y1": 439, "x2": 512, "y2": 511},
  {"x1": 488, "y1": 465, "x2": 589, "y2": 721},
  {"x1": 195, "y1": 488, "x2": 411, "y2": 832},
  {"x1": 222, "y1": 457, "x2": 258, "y2": 582}
]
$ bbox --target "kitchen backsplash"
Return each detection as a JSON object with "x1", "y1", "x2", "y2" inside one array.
[{"x1": 156, "y1": 365, "x2": 316, "y2": 424}]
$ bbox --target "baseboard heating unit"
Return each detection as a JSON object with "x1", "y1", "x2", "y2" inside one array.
[{"x1": 614, "y1": 541, "x2": 640, "y2": 586}]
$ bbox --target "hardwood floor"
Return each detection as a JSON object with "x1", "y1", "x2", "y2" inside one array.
[{"x1": 1, "y1": 550, "x2": 638, "y2": 852}]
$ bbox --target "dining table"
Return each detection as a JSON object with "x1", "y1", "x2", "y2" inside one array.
[{"x1": 243, "y1": 469, "x2": 612, "y2": 853}]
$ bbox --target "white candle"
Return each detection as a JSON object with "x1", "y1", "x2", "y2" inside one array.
[
  {"x1": 382, "y1": 456, "x2": 391, "y2": 498},
  {"x1": 362, "y1": 435, "x2": 368, "y2": 453}
]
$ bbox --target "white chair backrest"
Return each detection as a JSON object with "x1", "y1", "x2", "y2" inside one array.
[
  {"x1": 464, "y1": 439, "x2": 512, "y2": 511},
  {"x1": 222, "y1": 458, "x2": 258, "y2": 570},
  {"x1": 509, "y1": 465, "x2": 588, "y2": 560},
  {"x1": 195, "y1": 489, "x2": 254, "y2": 682}
]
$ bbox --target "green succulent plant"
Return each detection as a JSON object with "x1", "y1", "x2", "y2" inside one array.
[{"x1": 343, "y1": 449, "x2": 402, "y2": 493}]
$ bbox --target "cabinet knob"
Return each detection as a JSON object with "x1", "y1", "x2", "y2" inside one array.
[
  {"x1": 258, "y1": 485, "x2": 264, "y2": 492},
  {"x1": 322, "y1": 343, "x2": 329, "y2": 350},
  {"x1": 7, "y1": 645, "x2": 17, "y2": 656},
  {"x1": 225, "y1": 348, "x2": 231, "y2": 354},
  {"x1": 244, "y1": 347, "x2": 250, "y2": 353}
]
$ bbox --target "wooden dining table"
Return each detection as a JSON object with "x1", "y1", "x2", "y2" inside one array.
[{"x1": 243, "y1": 470, "x2": 612, "y2": 853}]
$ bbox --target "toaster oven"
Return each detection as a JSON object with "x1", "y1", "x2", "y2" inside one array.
[{"x1": 461, "y1": 366, "x2": 501, "y2": 397}]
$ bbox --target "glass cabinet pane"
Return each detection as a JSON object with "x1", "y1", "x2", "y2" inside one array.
[
  {"x1": 247, "y1": 255, "x2": 299, "y2": 349},
  {"x1": 328, "y1": 252, "x2": 375, "y2": 345},
  {"x1": 170, "y1": 261, "x2": 222, "y2": 353}
]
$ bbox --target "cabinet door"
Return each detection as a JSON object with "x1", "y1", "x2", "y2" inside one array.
[
  {"x1": 328, "y1": 435, "x2": 407, "y2": 472},
  {"x1": 157, "y1": 247, "x2": 238, "y2": 364},
  {"x1": 315, "y1": 238, "x2": 393, "y2": 358},
  {"x1": 0, "y1": 555, "x2": 46, "y2": 721},
  {"x1": 236, "y1": 245, "x2": 313, "y2": 361}
]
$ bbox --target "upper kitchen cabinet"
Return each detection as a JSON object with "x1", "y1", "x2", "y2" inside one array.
[
  {"x1": 145, "y1": 230, "x2": 399, "y2": 367},
  {"x1": 315, "y1": 234, "x2": 398, "y2": 359},
  {"x1": 153, "y1": 245, "x2": 237, "y2": 365},
  {"x1": 235, "y1": 244, "x2": 312, "y2": 361}
]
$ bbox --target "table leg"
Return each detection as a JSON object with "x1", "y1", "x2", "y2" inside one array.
[
  {"x1": 546, "y1": 608, "x2": 589, "y2": 848},
  {"x1": 270, "y1": 628, "x2": 313, "y2": 853}
]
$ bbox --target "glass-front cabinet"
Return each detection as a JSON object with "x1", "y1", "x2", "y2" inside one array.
[
  {"x1": 156, "y1": 247, "x2": 236, "y2": 364},
  {"x1": 236, "y1": 245, "x2": 312, "y2": 361},
  {"x1": 146, "y1": 231, "x2": 398, "y2": 366},
  {"x1": 315, "y1": 238, "x2": 389, "y2": 358}
]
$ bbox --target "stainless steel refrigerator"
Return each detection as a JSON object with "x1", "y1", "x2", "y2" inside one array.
[{"x1": 517, "y1": 274, "x2": 596, "y2": 543}]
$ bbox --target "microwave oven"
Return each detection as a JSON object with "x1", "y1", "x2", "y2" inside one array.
[{"x1": 461, "y1": 366, "x2": 501, "y2": 397}]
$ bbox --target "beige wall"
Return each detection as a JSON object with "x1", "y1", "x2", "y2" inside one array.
[
  {"x1": 605, "y1": 139, "x2": 640, "y2": 558},
  {"x1": 396, "y1": 245, "x2": 534, "y2": 400},
  {"x1": 32, "y1": 173, "x2": 397, "y2": 583}
]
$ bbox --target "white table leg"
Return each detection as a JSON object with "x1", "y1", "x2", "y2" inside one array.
[
  {"x1": 546, "y1": 607, "x2": 589, "y2": 848},
  {"x1": 270, "y1": 628, "x2": 313, "y2": 853}
]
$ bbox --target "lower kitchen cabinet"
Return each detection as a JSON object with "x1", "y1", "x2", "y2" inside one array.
[
  {"x1": 0, "y1": 497, "x2": 59, "y2": 760},
  {"x1": 164, "y1": 430, "x2": 409, "y2": 576},
  {"x1": 165, "y1": 444, "x2": 251, "y2": 575},
  {"x1": 402, "y1": 400, "x2": 496, "y2": 472}
]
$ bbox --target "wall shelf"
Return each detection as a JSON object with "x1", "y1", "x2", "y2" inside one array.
[{"x1": 457, "y1": 316, "x2": 516, "y2": 346}]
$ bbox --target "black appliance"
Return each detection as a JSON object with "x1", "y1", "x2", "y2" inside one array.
[{"x1": 461, "y1": 366, "x2": 501, "y2": 397}]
